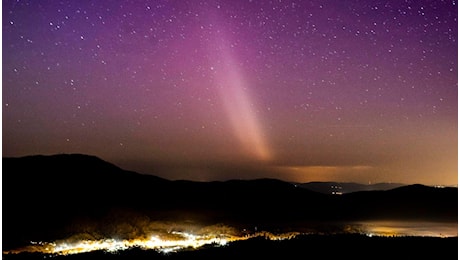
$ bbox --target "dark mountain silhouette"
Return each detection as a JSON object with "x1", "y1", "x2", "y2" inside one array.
[
  {"x1": 298, "y1": 181, "x2": 406, "y2": 194},
  {"x1": 335, "y1": 184, "x2": 458, "y2": 221},
  {"x1": 3, "y1": 154, "x2": 457, "y2": 250}
]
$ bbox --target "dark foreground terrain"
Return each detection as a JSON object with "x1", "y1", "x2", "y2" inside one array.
[
  {"x1": 3, "y1": 154, "x2": 458, "y2": 259},
  {"x1": 3, "y1": 234, "x2": 458, "y2": 260}
]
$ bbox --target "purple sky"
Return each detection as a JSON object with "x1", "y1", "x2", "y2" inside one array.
[{"x1": 3, "y1": 0, "x2": 457, "y2": 185}]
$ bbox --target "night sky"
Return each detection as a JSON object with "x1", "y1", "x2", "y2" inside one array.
[{"x1": 2, "y1": 0, "x2": 457, "y2": 185}]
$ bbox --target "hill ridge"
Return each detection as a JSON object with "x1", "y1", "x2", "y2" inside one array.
[{"x1": 3, "y1": 154, "x2": 457, "y2": 250}]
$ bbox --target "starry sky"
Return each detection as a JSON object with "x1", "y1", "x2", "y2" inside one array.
[{"x1": 2, "y1": 0, "x2": 458, "y2": 185}]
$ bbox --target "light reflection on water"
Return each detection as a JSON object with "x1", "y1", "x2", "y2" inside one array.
[{"x1": 348, "y1": 221, "x2": 458, "y2": 237}]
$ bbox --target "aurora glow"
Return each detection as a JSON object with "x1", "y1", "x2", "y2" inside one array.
[
  {"x1": 210, "y1": 27, "x2": 272, "y2": 161},
  {"x1": 2, "y1": 0, "x2": 457, "y2": 184}
]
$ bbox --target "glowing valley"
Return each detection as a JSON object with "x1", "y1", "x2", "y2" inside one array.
[{"x1": 4, "y1": 221, "x2": 457, "y2": 257}]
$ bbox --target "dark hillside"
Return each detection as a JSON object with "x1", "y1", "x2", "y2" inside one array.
[{"x1": 3, "y1": 154, "x2": 457, "y2": 250}]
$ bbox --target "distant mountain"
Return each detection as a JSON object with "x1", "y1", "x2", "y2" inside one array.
[
  {"x1": 298, "y1": 181, "x2": 406, "y2": 194},
  {"x1": 3, "y1": 154, "x2": 457, "y2": 250}
]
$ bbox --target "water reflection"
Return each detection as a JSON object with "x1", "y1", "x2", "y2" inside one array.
[{"x1": 349, "y1": 221, "x2": 458, "y2": 237}]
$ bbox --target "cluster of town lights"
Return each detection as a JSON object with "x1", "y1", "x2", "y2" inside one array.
[
  {"x1": 5, "y1": 221, "x2": 454, "y2": 256},
  {"x1": 5, "y1": 230, "x2": 300, "y2": 256}
]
